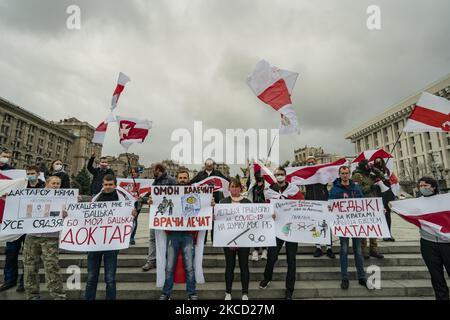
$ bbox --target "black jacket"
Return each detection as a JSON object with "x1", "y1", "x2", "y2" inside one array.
[
  {"x1": 27, "y1": 179, "x2": 46, "y2": 189},
  {"x1": 219, "y1": 197, "x2": 252, "y2": 204},
  {"x1": 48, "y1": 171, "x2": 71, "y2": 189},
  {"x1": 190, "y1": 169, "x2": 230, "y2": 203},
  {"x1": 87, "y1": 157, "x2": 115, "y2": 195},
  {"x1": 152, "y1": 172, "x2": 176, "y2": 186},
  {"x1": 0, "y1": 163, "x2": 14, "y2": 171},
  {"x1": 305, "y1": 183, "x2": 329, "y2": 201},
  {"x1": 95, "y1": 190, "x2": 120, "y2": 202}
]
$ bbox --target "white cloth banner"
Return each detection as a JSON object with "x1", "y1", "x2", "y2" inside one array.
[
  {"x1": 149, "y1": 186, "x2": 213, "y2": 230},
  {"x1": 1, "y1": 189, "x2": 78, "y2": 235},
  {"x1": 0, "y1": 179, "x2": 28, "y2": 242},
  {"x1": 59, "y1": 201, "x2": 134, "y2": 252},
  {"x1": 213, "y1": 203, "x2": 275, "y2": 247},
  {"x1": 329, "y1": 197, "x2": 391, "y2": 238},
  {"x1": 273, "y1": 200, "x2": 333, "y2": 245}
]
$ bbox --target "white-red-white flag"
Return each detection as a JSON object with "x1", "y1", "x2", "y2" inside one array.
[
  {"x1": 391, "y1": 194, "x2": 450, "y2": 241},
  {"x1": 111, "y1": 72, "x2": 131, "y2": 111},
  {"x1": 192, "y1": 176, "x2": 230, "y2": 198},
  {"x1": 403, "y1": 92, "x2": 450, "y2": 132},
  {"x1": 92, "y1": 120, "x2": 108, "y2": 145},
  {"x1": 247, "y1": 60, "x2": 300, "y2": 134},
  {"x1": 286, "y1": 158, "x2": 347, "y2": 186},
  {"x1": 252, "y1": 160, "x2": 277, "y2": 185},
  {"x1": 116, "y1": 116, "x2": 152, "y2": 150}
]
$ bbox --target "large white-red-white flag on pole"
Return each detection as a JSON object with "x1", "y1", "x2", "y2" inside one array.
[
  {"x1": 192, "y1": 176, "x2": 230, "y2": 198},
  {"x1": 391, "y1": 194, "x2": 450, "y2": 241},
  {"x1": 111, "y1": 72, "x2": 131, "y2": 111},
  {"x1": 92, "y1": 120, "x2": 109, "y2": 145},
  {"x1": 286, "y1": 158, "x2": 347, "y2": 186},
  {"x1": 117, "y1": 116, "x2": 152, "y2": 150},
  {"x1": 403, "y1": 92, "x2": 450, "y2": 132},
  {"x1": 247, "y1": 60, "x2": 300, "y2": 134}
]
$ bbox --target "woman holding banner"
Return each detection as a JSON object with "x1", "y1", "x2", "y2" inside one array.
[{"x1": 215, "y1": 178, "x2": 251, "y2": 300}]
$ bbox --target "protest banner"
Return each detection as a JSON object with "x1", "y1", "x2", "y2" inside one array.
[
  {"x1": 213, "y1": 203, "x2": 275, "y2": 247},
  {"x1": 60, "y1": 201, "x2": 134, "y2": 251},
  {"x1": 329, "y1": 197, "x2": 391, "y2": 238},
  {"x1": 0, "y1": 189, "x2": 78, "y2": 235},
  {"x1": 117, "y1": 178, "x2": 154, "y2": 197},
  {"x1": 272, "y1": 199, "x2": 332, "y2": 245},
  {"x1": 149, "y1": 185, "x2": 213, "y2": 230}
]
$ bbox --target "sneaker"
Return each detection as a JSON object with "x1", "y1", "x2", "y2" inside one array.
[
  {"x1": 340, "y1": 279, "x2": 349, "y2": 290},
  {"x1": 0, "y1": 283, "x2": 15, "y2": 292},
  {"x1": 261, "y1": 249, "x2": 268, "y2": 260},
  {"x1": 242, "y1": 294, "x2": 248, "y2": 300},
  {"x1": 159, "y1": 294, "x2": 170, "y2": 300},
  {"x1": 225, "y1": 293, "x2": 232, "y2": 300},
  {"x1": 259, "y1": 279, "x2": 271, "y2": 289},
  {"x1": 313, "y1": 248, "x2": 323, "y2": 258},
  {"x1": 370, "y1": 251, "x2": 384, "y2": 259},
  {"x1": 285, "y1": 290, "x2": 293, "y2": 300},
  {"x1": 130, "y1": 239, "x2": 136, "y2": 245},
  {"x1": 251, "y1": 250, "x2": 259, "y2": 261},
  {"x1": 16, "y1": 283, "x2": 25, "y2": 293},
  {"x1": 326, "y1": 249, "x2": 335, "y2": 259},
  {"x1": 188, "y1": 294, "x2": 198, "y2": 300},
  {"x1": 142, "y1": 261, "x2": 156, "y2": 271},
  {"x1": 358, "y1": 278, "x2": 374, "y2": 290}
]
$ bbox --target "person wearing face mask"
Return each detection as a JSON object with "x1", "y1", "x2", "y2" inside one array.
[
  {"x1": 215, "y1": 178, "x2": 252, "y2": 300},
  {"x1": 304, "y1": 156, "x2": 335, "y2": 259},
  {"x1": 247, "y1": 174, "x2": 268, "y2": 261},
  {"x1": 190, "y1": 158, "x2": 230, "y2": 244},
  {"x1": 0, "y1": 150, "x2": 14, "y2": 171},
  {"x1": 413, "y1": 177, "x2": 450, "y2": 300},
  {"x1": 372, "y1": 157, "x2": 396, "y2": 242},
  {"x1": 352, "y1": 159, "x2": 384, "y2": 260},
  {"x1": 259, "y1": 167, "x2": 304, "y2": 300},
  {"x1": 47, "y1": 159, "x2": 71, "y2": 189},
  {"x1": 87, "y1": 152, "x2": 115, "y2": 196}
]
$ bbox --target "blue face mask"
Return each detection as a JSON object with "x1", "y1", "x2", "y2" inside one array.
[{"x1": 27, "y1": 175, "x2": 38, "y2": 182}]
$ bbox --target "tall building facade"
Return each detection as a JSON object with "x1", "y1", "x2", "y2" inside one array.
[
  {"x1": 0, "y1": 97, "x2": 101, "y2": 175},
  {"x1": 293, "y1": 146, "x2": 350, "y2": 166},
  {"x1": 345, "y1": 74, "x2": 450, "y2": 189}
]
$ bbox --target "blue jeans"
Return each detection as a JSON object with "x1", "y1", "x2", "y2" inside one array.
[
  {"x1": 85, "y1": 250, "x2": 119, "y2": 300},
  {"x1": 162, "y1": 232, "x2": 196, "y2": 297},
  {"x1": 340, "y1": 237, "x2": 366, "y2": 281},
  {"x1": 4, "y1": 235, "x2": 26, "y2": 285}
]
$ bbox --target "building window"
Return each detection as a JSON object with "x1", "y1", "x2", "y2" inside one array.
[{"x1": 1, "y1": 125, "x2": 9, "y2": 135}]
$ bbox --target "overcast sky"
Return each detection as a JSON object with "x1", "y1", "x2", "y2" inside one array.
[{"x1": 1, "y1": 0, "x2": 449, "y2": 175}]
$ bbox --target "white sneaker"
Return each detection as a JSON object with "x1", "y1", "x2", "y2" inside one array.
[
  {"x1": 261, "y1": 249, "x2": 268, "y2": 260},
  {"x1": 251, "y1": 250, "x2": 259, "y2": 261},
  {"x1": 225, "y1": 293, "x2": 232, "y2": 300},
  {"x1": 242, "y1": 294, "x2": 249, "y2": 300}
]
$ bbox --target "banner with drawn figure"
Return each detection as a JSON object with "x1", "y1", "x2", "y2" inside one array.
[
  {"x1": 330, "y1": 197, "x2": 391, "y2": 238},
  {"x1": 149, "y1": 185, "x2": 213, "y2": 230},
  {"x1": 272, "y1": 200, "x2": 332, "y2": 245},
  {"x1": 0, "y1": 189, "x2": 78, "y2": 235},
  {"x1": 59, "y1": 201, "x2": 134, "y2": 252},
  {"x1": 213, "y1": 203, "x2": 276, "y2": 247},
  {"x1": 117, "y1": 178, "x2": 154, "y2": 198}
]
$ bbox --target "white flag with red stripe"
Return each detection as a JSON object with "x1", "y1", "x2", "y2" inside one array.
[
  {"x1": 247, "y1": 60, "x2": 300, "y2": 134},
  {"x1": 111, "y1": 72, "x2": 130, "y2": 111},
  {"x1": 117, "y1": 178, "x2": 154, "y2": 198},
  {"x1": 403, "y1": 92, "x2": 450, "y2": 132},
  {"x1": 286, "y1": 158, "x2": 347, "y2": 186},
  {"x1": 391, "y1": 194, "x2": 450, "y2": 241},
  {"x1": 252, "y1": 160, "x2": 277, "y2": 185},
  {"x1": 92, "y1": 120, "x2": 109, "y2": 145},
  {"x1": 117, "y1": 116, "x2": 152, "y2": 150},
  {"x1": 192, "y1": 176, "x2": 230, "y2": 198}
]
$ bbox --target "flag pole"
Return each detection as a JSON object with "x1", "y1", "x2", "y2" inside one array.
[
  {"x1": 125, "y1": 152, "x2": 139, "y2": 198},
  {"x1": 385, "y1": 131, "x2": 403, "y2": 167},
  {"x1": 266, "y1": 132, "x2": 279, "y2": 165}
]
